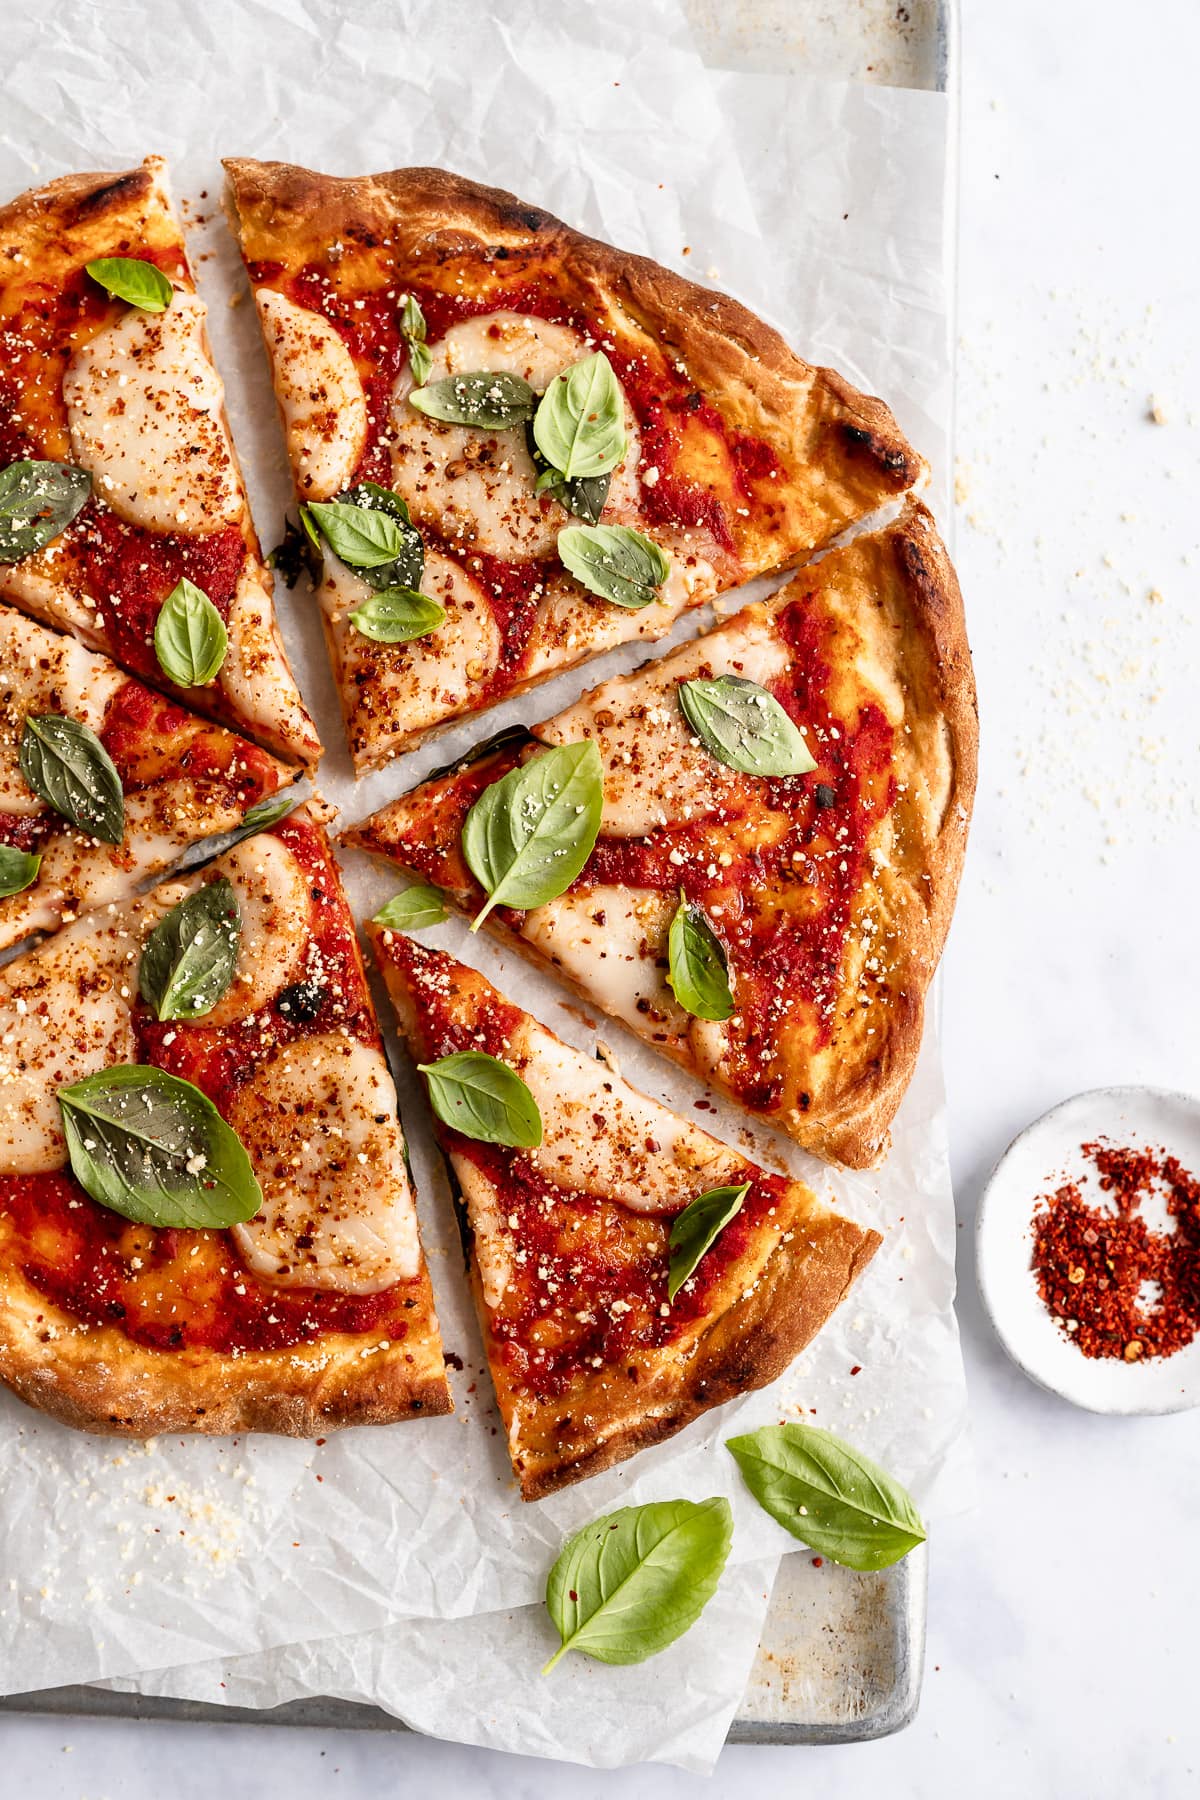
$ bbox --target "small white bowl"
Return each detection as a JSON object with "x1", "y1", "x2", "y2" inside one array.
[{"x1": 976, "y1": 1086, "x2": 1200, "y2": 1415}]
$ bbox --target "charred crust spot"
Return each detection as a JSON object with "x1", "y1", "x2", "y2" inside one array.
[
  {"x1": 838, "y1": 422, "x2": 913, "y2": 479},
  {"x1": 70, "y1": 169, "x2": 152, "y2": 226}
]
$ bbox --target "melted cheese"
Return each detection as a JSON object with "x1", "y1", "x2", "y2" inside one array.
[
  {"x1": 217, "y1": 563, "x2": 318, "y2": 762},
  {"x1": 0, "y1": 610, "x2": 124, "y2": 816},
  {"x1": 388, "y1": 313, "x2": 642, "y2": 562},
  {"x1": 255, "y1": 289, "x2": 368, "y2": 500},
  {"x1": 229, "y1": 1034, "x2": 420, "y2": 1293},
  {"x1": 522, "y1": 548, "x2": 717, "y2": 684},
  {"x1": 191, "y1": 836, "x2": 310, "y2": 1025},
  {"x1": 64, "y1": 293, "x2": 244, "y2": 534},
  {"x1": 520, "y1": 885, "x2": 684, "y2": 1038}
]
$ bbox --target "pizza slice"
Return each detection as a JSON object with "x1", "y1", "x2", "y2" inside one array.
[
  {"x1": 347, "y1": 502, "x2": 976, "y2": 1169},
  {"x1": 0, "y1": 802, "x2": 449, "y2": 1435},
  {"x1": 0, "y1": 601, "x2": 295, "y2": 952},
  {"x1": 0, "y1": 158, "x2": 320, "y2": 768},
  {"x1": 367, "y1": 929, "x2": 878, "y2": 1498},
  {"x1": 223, "y1": 158, "x2": 921, "y2": 771}
]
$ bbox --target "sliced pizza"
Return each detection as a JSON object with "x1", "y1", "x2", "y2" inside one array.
[
  {"x1": 223, "y1": 158, "x2": 921, "y2": 771},
  {"x1": 367, "y1": 930, "x2": 878, "y2": 1498},
  {"x1": 348, "y1": 502, "x2": 977, "y2": 1169},
  {"x1": 0, "y1": 802, "x2": 449, "y2": 1435},
  {"x1": 0, "y1": 157, "x2": 320, "y2": 768},
  {"x1": 0, "y1": 601, "x2": 295, "y2": 952}
]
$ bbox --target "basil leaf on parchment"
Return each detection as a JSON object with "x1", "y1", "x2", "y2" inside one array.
[
  {"x1": 0, "y1": 459, "x2": 90, "y2": 563},
  {"x1": 461, "y1": 739, "x2": 604, "y2": 930},
  {"x1": 678, "y1": 675, "x2": 817, "y2": 778},
  {"x1": 154, "y1": 577, "x2": 228, "y2": 687},
  {"x1": 726, "y1": 1423, "x2": 926, "y2": 1572},
  {"x1": 668, "y1": 1182, "x2": 750, "y2": 1301},
  {"x1": 558, "y1": 523, "x2": 670, "y2": 609},
  {"x1": 373, "y1": 885, "x2": 449, "y2": 931},
  {"x1": 19, "y1": 714, "x2": 124, "y2": 845},
  {"x1": 138, "y1": 878, "x2": 241, "y2": 1022},
  {"x1": 667, "y1": 893, "x2": 733, "y2": 1023},
  {"x1": 85, "y1": 256, "x2": 173, "y2": 311},
  {"x1": 417, "y1": 1051, "x2": 542, "y2": 1148}
]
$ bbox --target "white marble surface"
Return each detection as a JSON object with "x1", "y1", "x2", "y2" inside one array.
[{"x1": 6, "y1": 0, "x2": 1200, "y2": 1792}]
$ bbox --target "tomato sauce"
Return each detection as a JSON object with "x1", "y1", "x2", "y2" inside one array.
[
  {"x1": 99, "y1": 679, "x2": 281, "y2": 805},
  {"x1": 76, "y1": 510, "x2": 246, "y2": 681}
]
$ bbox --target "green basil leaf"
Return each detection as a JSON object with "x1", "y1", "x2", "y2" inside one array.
[
  {"x1": 409, "y1": 370, "x2": 536, "y2": 429},
  {"x1": 84, "y1": 256, "x2": 173, "y2": 311},
  {"x1": 668, "y1": 1181, "x2": 750, "y2": 1301},
  {"x1": 417, "y1": 1050, "x2": 542, "y2": 1147},
  {"x1": 19, "y1": 714, "x2": 124, "y2": 845},
  {"x1": 373, "y1": 884, "x2": 448, "y2": 930},
  {"x1": 557, "y1": 523, "x2": 670, "y2": 609},
  {"x1": 303, "y1": 486, "x2": 424, "y2": 592},
  {"x1": 667, "y1": 894, "x2": 732, "y2": 1022},
  {"x1": 339, "y1": 480, "x2": 413, "y2": 528},
  {"x1": 533, "y1": 351, "x2": 626, "y2": 481},
  {"x1": 536, "y1": 466, "x2": 612, "y2": 523},
  {"x1": 235, "y1": 793, "x2": 298, "y2": 837},
  {"x1": 0, "y1": 843, "x2": 41, "y2": 898},
  {"x1": 400, "y1": 294, "x2": 433, "y2": 387},
  {"x1": 58, "y1": 1065, "x2": 262, "y2": 1229},
  {"x1": 153, "y1": 577, "x2": 228, "y2": 687},
  {"x1": 138, "y1": 878, "x2": 241, "y2": 1022},
  {"x1": 400, "y1": 293, "x2": 426, "y2": 339},
  {"x1": 543, "y1": 1497, "x2": 733, "y2": 1674},
  {"x1": 0, "y1": 459, "x2": 91, "y2": 563},
  {"x1": 726, "y1": 1423, "x2": 926, "y2": 1572},
  {"x1": 678, "y1": 675, "x2": 818, "y2": 778},
  {"x1": 462, "y1": 740, "x2": 604, "y2": 930},
  {"x1": 407, "y1": 337, "x2": 433, "y2": 387},
  {"x1": 348, "y1": 586, "x2": 446, "y2": 644}
]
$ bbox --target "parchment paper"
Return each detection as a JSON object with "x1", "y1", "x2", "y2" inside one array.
[{"x1": 0, "y1": 0, "x2": 967, "y2": 1767}]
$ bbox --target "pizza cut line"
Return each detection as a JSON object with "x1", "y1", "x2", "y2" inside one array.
[
  {"x1": 368, "y1": 929, "x2": 880, "y2": 1499},
  {"x1": 0, "y1": 157, "x2": 320, "y2": 769},
  {"x1": 0, "y1": 802, "x2": 449, "y2": 1436},
  {"x1": 347, "y1": 501, "x2": 977, "y2": 1169},
  {"x1": 223, "y1": 158, "x2": 923, "y2": 772}
]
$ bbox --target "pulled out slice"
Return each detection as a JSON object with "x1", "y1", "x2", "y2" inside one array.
[
  {"x1": 347, "y1": 502, "x2": 977, "y2": 1169},
  {"x1": 0, "y1": 803, "x2": 448, "y2": 1435},
  {"x1": 367, "y1": 930, "x2": 879, "y2": 1499},
  {"x1": 224, "y1": 158, "x2": 920, "y2": 770},
  {"x1": 0, "y1": 158, "x2": 319, "y2": 767}
]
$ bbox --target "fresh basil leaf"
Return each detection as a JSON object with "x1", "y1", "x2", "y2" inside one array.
[
  {"x1": 462, "y1": 740, "x2": 604, "y2": 930},
  {"x1": 0, "y1": 843, "x2": 41, "y2": 898},
  {"x1": 543, "y1": 1497, "x2": 733, "y2": 1674},
  {"x1": 373, "y1": 884, "x2": 448, "y2": 930},
  {"x1": 0, "y1": 459, "x2": 91, "y2": 563},
  {"x1": 417, "y1": 1050, "x2": 542, "y2": 1148},
  {"x1": 400, "y1": 294, "x2": 433, "y2": 387},
  {"x1": 153, "y1": 577, "x2": 228, "y2": 687},
  {"x1": 348, "y1": 586, "x2": 446, "y2": 644},
  {"x1": 407, "y1": 337, "x2": 433, "y2": 387},
  {"x1": 538, "y1": 466, "x2": 612, "y2": 523},
  {"x1": 668, "y1": 1181, "x2": 750, "y2": 1301},
  {"x1": 339, "y1": 480, "x2": 413, "y2": 527},
  {"x1": 533, "y1": 351, "x2": 626, "y2": 481},
  {"x1": 237, "y1": 793, "x2": 297, "y2": 835},
  {"x1": 303, "y1": 487, "x2": 424, "y2": 592},
  {"x1": 727, "y1": 1423, "x2": 926, "y2": 1572},
  {"x1": 678, "y1": 675, "x2": 818, "y2": 778},
  {"x1": 409, "y1": 371, "x2": 536, "y2": 429},
  {"x1": 139, "y1": 878, "x2": 241, "y2": 1022},
  {"x1": 58, "y1": 1065, "x2": 262, "y2": 1229},
  {"x1": 558, "y1": 523, "x2": 670, "y2": 610},
  {"x1": 667, "y1": 894, "x2": 732, "y2": 1022},
  {"x1": 19, "y1": 715, "x2": 124, "y2": 845},
  {"x1": 85, "y1": 256, "x2": 173, "y2": 311}
]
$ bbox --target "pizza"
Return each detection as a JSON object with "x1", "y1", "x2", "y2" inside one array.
[
  {"x1": 223, "y1": 158, "x2": 922, "y2": 771},
  {"x1": 0, "y1": 802, "x2": 449, "y2": 1435},
  {"x1": 0, "y1": 157, "x2": 320, "y2": 769},
  {"x1": 0, "y1": 600, "x2": 294, "y2": 952},
  {"x1": 347, "y1": 502, "x2": 977, "y2": 1168},
  {"x1": 367, "y1": 929, "x2": 879, "y2": 1498}
]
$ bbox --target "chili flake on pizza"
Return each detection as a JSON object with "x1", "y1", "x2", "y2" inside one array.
[
  {"x1": 0, "y1": 601, "x2": 294, "y2": 951},
  {"x1": 223, "y1": 158, "x2": 922, "y2": 771},
  {"x1": 368, "y1": 929, "x2": 878, "y2": 1498},
  {"x1": 0, "y1": 802, "x2": 448, "y2": 1435},
  {"x1": 348, "y1": 502, "x2": 977, "y2": 1169},
  {"x1": 0, "y1": 157, "x2": 319, "y2": 768}
]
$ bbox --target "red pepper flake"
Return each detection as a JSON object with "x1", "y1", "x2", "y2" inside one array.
[
  {"x1": 811, "y1": 1557, "x2": 823, "y2": 1568},
  {"x1": 1031, "y1": 1140, "x2": 1200, "y2": 1360},
  {"x1": 849, "y1": 1364, "x2": 862, "y2": 1376}
]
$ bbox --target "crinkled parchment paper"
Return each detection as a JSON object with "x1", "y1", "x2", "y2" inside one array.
[{"x1": 0, "y1": 0, "x2": 967, "y2": 1767}]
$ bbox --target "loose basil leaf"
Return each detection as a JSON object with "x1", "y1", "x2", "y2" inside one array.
[
  {"x1": 417, "y1": 1051, "x2": 542, "y2": 1148},
  {"x1": 462, "y1": 740, "x2": 604, "y2": 930},
  {"x1": 139, "y1": 878, "x2": 241, "y2": 1022},
  {"x1": 726, "y1": 1423, "x2": 926, "y2": 1572},
  {"x1": 0, "y1": 459, "x2": 91, "y2": 563},
  {"x1": 19, "y1": 714, "x2": 124, "y2": 845},
  {"x1": 667, "y1": 894, "x2": 733, "y2": 1022},
  {"x1": 0, "y1": 843, "x2": 41, "y2": 898},
  {"x1": 153, "y1": 577, "x2": 228, "y2": 687},
  {"x1": 533, "y1": 351, "x2": 626, "y2": 482},
  {"x1": 373, "y1": 884, "x2": 449, "y2": 930},
  {"x1": 558, "y1": 523, "x2": 670, "y2": 610},
  {"x1": 84, "y1": 256, "x2": 173, "y2": 311},
  {"x1": 543, "y1": 1497, "x2": 733, "y2": 1674},
  {"x1": 58, "y1": 1065, "x2": 262, "y2": 1229},
  {"x1": 348, "y1": 586, "x2": 446, "y2": 644},
  {"x1": 678, "y1": 675, "x2": 817, "y2": 778},
  {"x1": 303, "y1": 486, "x2": 424, "y2": 592},
  {"x1": 668, "y1": 1182, "x2": 750, "y2": 1301},
  {"x1": 409, "y1": 371, "x2": 536, "y2": 429},
  {"x1": 400, "y1": 293, "x2": 432, "y2": 386}
]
